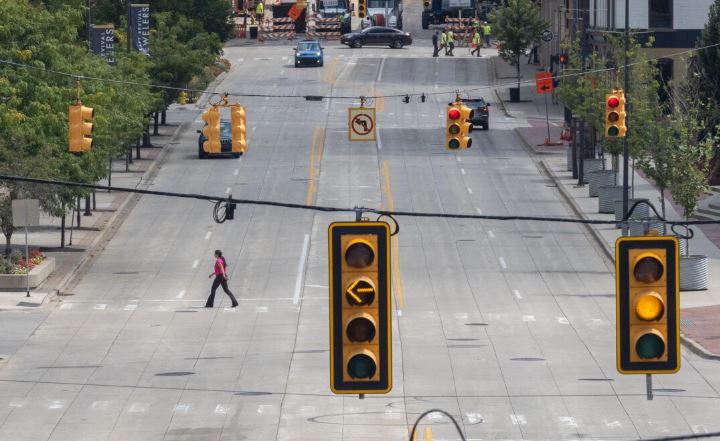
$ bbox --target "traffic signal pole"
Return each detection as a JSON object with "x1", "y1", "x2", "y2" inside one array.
[{"x1": 621, "y1": 0, "x2": 630, "y2": 237}]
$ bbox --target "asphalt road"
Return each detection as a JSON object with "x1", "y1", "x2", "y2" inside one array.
[{"x1": 1, "y1": 42, "x2": 720, "y2": 441}]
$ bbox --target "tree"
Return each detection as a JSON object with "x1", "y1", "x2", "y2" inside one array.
[{"x1": 492, "y1": 0, "x2": 546, "y2": 98}]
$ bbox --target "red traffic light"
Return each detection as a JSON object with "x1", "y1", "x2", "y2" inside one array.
[
  {"x1": 448, "y1": 108, "x2": 461, "y2": 120},
  {"x1": 607, "y1": 96, "x2": 620, "y2": 107}
]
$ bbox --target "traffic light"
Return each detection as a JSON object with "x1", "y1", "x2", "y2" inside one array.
[
  {"x1": 446, "y1": 102, "x2": 472, "y2": 150},
  {"x1": 68, "y1": 103, "x2": 94, "y2": 152},
  {"x1": 328, "y1": 221, "x2": 391, "y2": 394},
  {"x1": 202, "y1": 106, "x2": 221, "y2": 154},
  {"x1": 230, "y1": 105, "x2": 247, "y2": 154},
  {"x1": 605, "y1": 90, "x2": 627, "y2": 138},
  {"x1": 559, "y1": 53, "x2": 568, "y2": 65},
  {"x1": 358, "y1": 0, "x2": 367, "y2": 18},
  {"x1": 616, "y1": 236, "x2": 680, "y2": 374}
]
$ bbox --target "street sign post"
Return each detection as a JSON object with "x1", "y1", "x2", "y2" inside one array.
[
  {"x1": 535, "y1": 72, "x2": 559, "y2": 146},
  {"x1": 11, "y1": 199, "x2": 40, "y2": 298},
  {"x1": 348, "y1": 107, "x2": 376, "y2": 141}
]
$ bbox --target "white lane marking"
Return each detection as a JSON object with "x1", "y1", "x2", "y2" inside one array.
[
  {"x1": 237, "y1": 156, "x2": 243, "y2": 162},
  {"x1": 256, "y1": 306, "x2": 268, "y2": 313},
  {"x1": 272, "y1": 83, "x2": 277, "y2": 88},
  {"x1": 257, "y1": 404, "x2": 273, "y2": 414},
  {"x1": 265, "y1": 97, "x2": 269, "y2": 101},
  {"x1": 604, "y1": 420, "x2": 623, "y2": 429},
  {"x1": 94, "y1": 304, "x2": 107, "y2": 310},
  {"x1": 510, "y1": 414, "x2": 527, "y2": 425},
  {"x1": 456, "y1": 156, "x2": 462, "y2": 162},
  {"x1": 693, "y1": 425, "x2": 709, "y2": 434},
  {"x1": 233, "y1": 169, "x2": 239, "y2": 176},
  {"x1": 215, "y1": 404, "x2": 231, "y2": 414},
  {"x1": 280, "y1": 70, "x2": 285, "y2": 75},
  {"x1": 388, "y1": 112, "x2": 395, "y2": 116},
  {"x1": 376, "y1": 57, "x2": 386, "y2": 82},
  {"x1": 428, "y1": 412, "x2": 443, "y2": 421},
  {"x1": 176, "y1": 290, "x2": 186, "y2": 299},
  {"x1": 397, "y1": 310, "x2": 403, "y2": 317},
  {"x1": 557, "y1": 316, "x2": 569, "y2": 324},
  {"x1": 49, "y1": 400, "x2": 66, "y2": 410},
  {"x1": 376, "y1": 129, "x2": 382, "y2": 151},
  {"x1": 223, "y1": 307, "x2": 236, "y2": 312},
  {"x1": 466, "y1": 413, "x2": 484, "y2": 424},
  {"x1": 173, "y1": 404, "x2": 191, "y2": 414},
  {"x1": 204, "y1": 231, "x2": 212, "y2": 240},
  {"x1": 434, "y1": 84, "x2": 439, "y2": 89},
  {"x1": 559, "y1": 416, "x2": 578, "y2": 427},
  {"x1": 128, "y1": 402, "x2": 149, "y2": 413},
  {"x1": 460, "y1": 168, "x2": 466, "y2": 175},
  {"x1": 591, "y1": 318, "x2": 604, "y2": 325},
  {"x1": 293, "y1": 234, "x2": 311, "y2": 305},
  {"x1": 455, "y1": 312, "x2": 468, "y2": 319},
  {"x1": 305, "y1": 284, "x2": 328, "y2": 289},
  {"x1": 522, "y1": 315, "x2": 535, "y2": 322},
  {"x1": 91, "y1": 401, "x2": 110, "y2": 410},
  {"x1": 467, "y1": 187, "x2": 473, "y2": 194},
  {"x1": 513, "y1": 289, "x2": 522, "y2": 299},
  {"x1": 499, "y1": 257, "x2": 507, "y2": 269},
  {"x1": 9, "y1": 399, "x2": 25, "y2": 408},
  {"x1": 124, "y1": 304, "x2": 137, "y2": 311},
  {"x1": 476, "y1": 207, "x2": 482, "y2": 215},
  {"x1": 225, "y1": 187, "x2": 231, "y2": 194},
  {"x1": 60, "y1": 303, "x2": 72, "y2": 310},
  {"x1": 487, "y1": 230, "x2": 495, "y2": 239},
  {"x1": 192, "y1": 259, "x2": 200, "y2": 269}
]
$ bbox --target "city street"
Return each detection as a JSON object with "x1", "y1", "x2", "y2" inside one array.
[{"x1": 1, "y1": 40, "x2": 720, "y2": 441}]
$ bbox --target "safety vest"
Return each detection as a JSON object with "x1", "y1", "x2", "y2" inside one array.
[
  {"x1": 473, "y1": 32, "x2": 481, "y2": 44},
  {"x1": 483, "y1": 24, "x2": 491, "y2": 36},
  {"x1": 440, "y1": 33, "x2": 447, "y2": 44},
  {"x1": 256, "y1": 2, "x2": 264, "y2": 15},
  {"x1": 447, "y1": 31, "x2": 454, "y2": 43}
]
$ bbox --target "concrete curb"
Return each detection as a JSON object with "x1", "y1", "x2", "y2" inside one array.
[
  {"x1": 50, "y1": 121, "x2": 191, "y2": 301},
  {"x1": 537, "y1": 158, "x2": 720, "y2": 361},
  {"x1": 490, "y1": 57, "x2": 513, "y2": 119}
]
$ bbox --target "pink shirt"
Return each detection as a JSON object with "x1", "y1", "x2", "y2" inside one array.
[{"x1": 214, "y1": 258, "x2": 226, "y2": 276}]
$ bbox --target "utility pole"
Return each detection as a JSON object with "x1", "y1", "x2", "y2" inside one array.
[{"x1": 621, "y1": 0, "x2": 630, "y2": 236}]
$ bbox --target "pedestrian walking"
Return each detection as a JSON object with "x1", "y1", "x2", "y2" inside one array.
[
  {"x1": 470, "y1": 29, "x2": 481, "y2": 57},
  {"x1": 440, "y1": 29, "x2": 448, "y2": 55},
  {"x1": 255, "y1": 1, "x2": 264, "y2": 24},
  {"x1": 482, "y1": 22, "x2": 491, "y2": 47},
  {"x1": 447, "y1": 30, "x2": 455, "y2": 56},
  {"x1": 205, "y1": 250, "x2": 238, "y2": 308},
  {"x1": 528, "y1": 40, "x2": 539, "y2": 64},
  {"x1": 432, "y1": 31, "x2": 440, "y2": 57}
]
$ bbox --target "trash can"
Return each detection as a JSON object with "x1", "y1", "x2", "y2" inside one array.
[
  {"x1": 249, "y1": 26, "x2": 258, "y2": 39},
  {"x1": 509, "y1": 87, "x2": 520, "y2": 102}
]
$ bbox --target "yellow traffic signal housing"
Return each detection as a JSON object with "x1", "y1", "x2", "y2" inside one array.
[
  {"x1": 202, "y1": 106, "x2": 221, "y2": 153},
  {"x1": 605, "y1": 89, "x2": 627, "y2": 138},
  {"x1": 358, "y1": 0, "x2": 367, "y2": 18},
  {"x1": 616, "y1": 236, "x2": 680, "y2": 374},
  {"x1": 68, "y1": 103, "x2": 94, "y2": 152},
  {"x1": 230, "y1": 105, "x2": 247, "y2": 154},
  {"x1": 446, "y1": 102, "x2": 473, "y2": 150},
  {"x1": 423, "y1": 0, "x2": 430, "y2": 8},
  {"x1": 328, "y1": 221, "x2": 391, "y2": 394}
]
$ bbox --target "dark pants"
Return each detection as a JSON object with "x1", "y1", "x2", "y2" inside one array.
[
  {"x1": 447, "y1": 42, "x2": 454, "y2": 56},
  {"x1": 433, "y1": 44, "x2": 439, "y2": 57},
  {"x1": 471, "y1": 45, "x2": 480, "y2": 57},
  {"x1": 484, "y1": 36, "x2": 490, "y2": 47},
  {"x1": 206, "y1": 276, "x2": 238, "y2": 307}
]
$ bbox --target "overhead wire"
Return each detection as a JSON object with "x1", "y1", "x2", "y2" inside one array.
[{"x1": 1, "y1": 41, "x2": 719, "y2": 102}]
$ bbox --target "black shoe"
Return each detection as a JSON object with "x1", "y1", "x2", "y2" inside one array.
[
  {"x1": 231, "y1": 303, "x2": 239, "y2": 308},
  {"x1": 204, "y1": 305, "x2": 213, "y2": 308}
]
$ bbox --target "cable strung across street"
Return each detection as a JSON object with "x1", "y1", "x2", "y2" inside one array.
[{"x1": 0, "y1": 174, "x2": 714, "y2": 228}]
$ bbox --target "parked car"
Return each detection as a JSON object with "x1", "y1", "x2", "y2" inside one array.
[
  {"x1": 340, "y1": 26, "x2": 412, "y2": 49},
  {"x1": 462, "y1": 97, "x2": 490, "y2": 130},
  {"x1": 197, "y1": 120, "x2": 240, "y2": 159},
  {"x1": 294, "y1": 39, "x2": 324, "y2": 67}
]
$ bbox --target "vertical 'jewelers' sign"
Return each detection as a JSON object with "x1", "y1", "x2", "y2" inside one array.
[
  {"x1": 91, "y1": 25, "x2": 115, "y2": 64},
  {"x1": 129, "y1": 4, "x2": 150, "y2": 55}
]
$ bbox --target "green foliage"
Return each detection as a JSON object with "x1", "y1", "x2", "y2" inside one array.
[
  {"x1": 691, "y1": 0, "x2": 720, "y2": 128},
  {"x1": 493, "y1": 0, "x2": 547, "y2": 87}
]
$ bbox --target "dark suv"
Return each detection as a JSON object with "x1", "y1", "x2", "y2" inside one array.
[
  {"x1": 462, "y1": 97, "x2": 490, "y2": 130},
  {"x1": 197, "y1": 120, "x2": 240, "y2": 158}
]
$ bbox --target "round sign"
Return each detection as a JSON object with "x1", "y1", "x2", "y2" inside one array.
[
  {"x1": 541, "y1": 30, "x2": 553, "y2": 42},
  {"x1": 351, "y1": 113, "x2": 374, "y2": 136}
]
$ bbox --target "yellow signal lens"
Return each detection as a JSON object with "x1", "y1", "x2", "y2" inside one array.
[{"x1": 634, "y1": 291, "x2": 664, "y2": 321}]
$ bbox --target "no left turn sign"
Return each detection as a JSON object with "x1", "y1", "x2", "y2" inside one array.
[{"x1": 348, "y1": 107, "x2": 376, "y2": 141}]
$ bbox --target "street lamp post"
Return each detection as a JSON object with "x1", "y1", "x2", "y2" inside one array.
[{"x1": 621, "y1": 0, "x2": 630, "y2": 236}]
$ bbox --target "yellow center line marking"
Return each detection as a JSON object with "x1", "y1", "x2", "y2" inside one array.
[
  {"x1": 323, "y1": 56, "x2": 339, "y2": 84},
  {"x1": 381, "y1": 160, "x2": 405, "y2": 310},
  {"x1": 425, "y1": 427, "x2": 433, "y2": 441},
  {"x1": 305, "y1": 127, "x2": 326, "y2": 206},
  {"x1": 373, "y1": 87, "x2": 385, "y2": 114}
]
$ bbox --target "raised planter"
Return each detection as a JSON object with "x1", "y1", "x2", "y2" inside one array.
[
  {"x1": 587, "y1": 169, "x2": 616, "y2": 198},
  {"x1": 680, "y1": 255, "x2": 709, "y2": 291},
  {"x1": 0, "y1": 257, "x2": 55, "y2": 290},
  {"x1": 598, "y1": 185, "x2": 624, "y2": 214},
  {"x1": 613, "y1": 197, "x2": 647, "y2": 228},
  {"x1": 582, "y1": 158, "x2": 605, "y2": 184}
]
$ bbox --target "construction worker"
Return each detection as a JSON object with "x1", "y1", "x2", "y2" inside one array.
[
  {"x1": 482, "y1": 21, "x2": 491, "y2": 47},
  {"x1": 255, "y1": 1, "x2": 265, "y2": 24},
  {"x1": 440, "y1": 29, "x2": 448, "y2": 55},
  {"x1": 446, "y1": 29, "x2": 455, "y2": 56},
  {"x1": 471, "y1": 28, "x2": 481, "y2": 57}
]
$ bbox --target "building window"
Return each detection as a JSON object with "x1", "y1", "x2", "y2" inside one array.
[{"x1": 649, "y1": 0, "x2": 673, "y2": 28}]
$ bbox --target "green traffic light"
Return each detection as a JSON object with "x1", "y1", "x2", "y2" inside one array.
[
  {"x1": 607, "y1": 126, "x2": 619, "y2": 137},
  {"x1": 636, "y1": 332, "x2": 665, "y2": 359},
  {"x1": 448, "y1": 139, "x2": 460, "y2": 150},
  {"x1": 347, "y1": 353, "x2": 377, "y2": 379}
]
